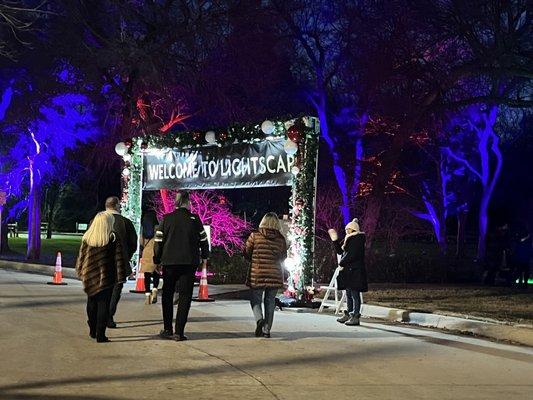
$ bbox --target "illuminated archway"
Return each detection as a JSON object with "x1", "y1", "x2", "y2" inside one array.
[{"x1": 118, "y1": 116, "x2": 319, "y2": 293}]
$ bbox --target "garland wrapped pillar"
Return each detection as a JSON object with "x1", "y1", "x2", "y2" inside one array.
[
  {"x1": 286, "y1": 118, "x2": 319, "y2": 293},
  {"x1": 119, "y1": 138, "x2": 143, "y2": 270}
]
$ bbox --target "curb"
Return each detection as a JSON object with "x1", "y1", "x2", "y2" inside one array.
[
  {"x1": 0, "y1": 259, "x2": 79, "y2": 280},
  {"x1": 400, "y1": 309, "x2": 533, "y2": 347},
  {"x1": 286, "y1": 303, "x2": 533, "y2": 347}
]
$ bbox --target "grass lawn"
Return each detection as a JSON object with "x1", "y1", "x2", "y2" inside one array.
[
  {"x1": 364, "y1": 284, "x2": 533, "y2": 325},
  {"x1": 3, "y1": 235, "x2": 82, "y2": 267}
]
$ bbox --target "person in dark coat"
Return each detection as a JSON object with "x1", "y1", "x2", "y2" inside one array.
[
  {"x1": 244, "y1": 212, "x2": 287, "y2": 338},
  {"x1": 512, "y1": 225, "x2": 531, "y2": 288},
  {"x1": 153, "y1": 191, "x2": 210, "y2": 341},
  {"x1": 76, "y1": 212, "x2": 128, "y2": 342},
  {"x1": 140, "y1": 223, "x2": 161, "y2": 305},
  {"x1": 328, "y1": 218, "x2": 368, "y2": 326},
  {"x1": 104, "y1": 196, "x2": 137, "y2": 328}
]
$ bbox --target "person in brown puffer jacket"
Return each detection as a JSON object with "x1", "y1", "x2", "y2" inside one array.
[{"x1": 244, "y1": 212, "x2": 287, "y2": 338}]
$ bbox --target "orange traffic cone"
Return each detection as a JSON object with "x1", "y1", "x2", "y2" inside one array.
[
  {"x1": 47, "y1": 251, "x2": 67, "y2": 285},
  {"x1": 129, "y1": 263, "x2": 145, "y2": 293},
  {"x1": 193, "y1": 264, "x2": 214, "y2": 302}
]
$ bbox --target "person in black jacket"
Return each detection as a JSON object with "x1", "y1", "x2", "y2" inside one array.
[
  {"x1": 328, "y1": 218, "x2": 368, "y2": 326},
  {"x1": 104, "y1": 196, "x2": 137, "y2": 328},
  {"x1": 154, "y1": 190, "x2": 209, "y2": 341},
  {"x1": 511, "y1": 224, "x2": 531, "y2": 288}
]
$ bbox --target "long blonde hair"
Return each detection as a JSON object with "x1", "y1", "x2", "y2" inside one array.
[
  {"x1": 83, "y1": 211, "x2": 115, "y2": 247},
  {"x1": 259, "y1": 212, "x2": 281, "y2": 231}
]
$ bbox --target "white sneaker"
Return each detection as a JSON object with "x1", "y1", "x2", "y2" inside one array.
[
  {"x1": 151, "y1": 288, "x2": 158, "y2": 304},
  {"x1": 144, "y1": 292, "x2": 151, "y2": 305}
]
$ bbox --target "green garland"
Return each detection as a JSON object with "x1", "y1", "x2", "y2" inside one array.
[
  {"x1": 287, "y1": 122, "x2": 319, "y2": 292},
  {"x1": 120, "y1": 139, "x2": 143, "y2": 269}
]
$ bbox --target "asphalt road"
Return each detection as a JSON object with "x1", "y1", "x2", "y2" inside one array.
[{"x1": 0, "y1": 269, "x2": 532, "y2": 400}]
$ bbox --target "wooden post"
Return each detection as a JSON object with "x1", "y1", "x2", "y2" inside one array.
[{"x1": 0, "y1": 191, "x2": 6, "y2": 255}]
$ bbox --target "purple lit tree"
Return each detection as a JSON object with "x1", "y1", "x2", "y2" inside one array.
[
  {"x1": 270, "y1": 0, "x2": 367, "y2": 225},
  {"x1": 444, "y1": 106, "x2": 502, "y2": 260}
]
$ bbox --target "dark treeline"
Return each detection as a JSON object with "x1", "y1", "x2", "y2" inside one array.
[{"x1": 0, "y1": 1, "x2": 531, "y2": 282}]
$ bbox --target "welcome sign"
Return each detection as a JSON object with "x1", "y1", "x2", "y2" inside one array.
[{"x1": 143, "y1": 139, "x2": 295, "y2": 190}]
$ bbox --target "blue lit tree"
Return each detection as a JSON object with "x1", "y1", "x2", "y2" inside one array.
[
  {"x1": 269, "y1": 0, "x2": 371, "y2": 226},
  {"x1": 1, "y1": 72, "x2": 99, "y2": 259}
]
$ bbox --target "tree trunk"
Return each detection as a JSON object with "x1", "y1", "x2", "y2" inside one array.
[
  {"x1": 0, "y1": 206, "x2": 10, "y2": 254},
  {"x1": 44, "y1": 187, "x2": 56, "y2": 239},
  {"x1": 456, "y1": 209, "x2": 467, "y2": 257},
  {"x1": 350, "y1": 136, "x2": 364, "y2": 201},
  {"x1": 27, "y1": 181, "x2": 42, "y2": 260},
  {"x1": 313, "y1": 89, "x2": 352, "y2": 225},
  {"x1": 475, "y1": 107, "x2": 502, "y2": 261},
  {"x1": 437, "y1": 222, "x2": 447, "y2": 254},
  {"x1": 362, "y1": 133, "x2": 407, "y2": 249},
  {"x1": 477, "y1": 196, "x2": 489, "y2": 261},
  {"x1": 362, "y1": 196, "x2": 381, "y2": 249},
  {"x1": 160, "y1": 189, "x2": 174, "y2": 213}
]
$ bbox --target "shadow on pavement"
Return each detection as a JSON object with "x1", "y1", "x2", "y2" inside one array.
[
  {"x1": 0, "y1": 342, "x2": 406, "y2": 396},
  {"x1": 5, "y1": 393, "x2": 124, "y2": 400},
  {"x1": 187, "y1": 316, "x2": 252, "y2": 323},
  {"x1": 0, "y1": 298, "x2": 85, "y2": 309},
  {"x1": 117, "y1": 319, "x2": 161, "y2": 324},
  {"x1": 115, "y1": 322, "x2": 161, "y2": 329}
]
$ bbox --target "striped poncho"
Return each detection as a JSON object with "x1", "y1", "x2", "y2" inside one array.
[{"x1": 75, "y1": 234, "x2": 129, "y2": 297}]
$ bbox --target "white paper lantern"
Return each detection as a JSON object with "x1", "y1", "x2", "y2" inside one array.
[
  {"x1": 261, "y1": 120, "x2": 275, "y2": 135},
  {"x1": 205, "y1": 131, "x2": 216, "y2": 144},
  {"x1": 291, "y1": 166, "x2": 300, "y2": 175},
  {"x1": 115, "y1": 142, "x2": 127, "y2": 156},
  {"x1": 122, "y1": 167, "x2": 130, "y2": 177},
  {"x1": 122, "y1": 154, "x2": 132, "y2": 162},
  {"x1": 284, "y1": 139, "x2": 298, "y2": 155}
]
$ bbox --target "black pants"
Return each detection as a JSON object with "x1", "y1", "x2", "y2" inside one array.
[
  {"x1": 108, "y1": 283, "x2": 123, "y2": 323},
  {"x1": 87, "y1": 287, "x2": 113, "y2": 339},
  {"x1": 515, "y1": 262, "x2": 530, "y2": 286},
  {"x1": 144, "y1": 272, "x2": 160, "y2": 292},
  {"x1": 162, "y1": 265, "x2": 196, "y2": 335}
]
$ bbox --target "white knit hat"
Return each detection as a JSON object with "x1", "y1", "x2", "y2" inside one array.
[{"x1": 345, "y1": 218, "x2": 360, "y2": 233}]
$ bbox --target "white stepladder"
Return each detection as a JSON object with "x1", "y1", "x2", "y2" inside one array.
[
  {"x1": 318, "y1": 265, "x2": 347, "y2": 314},
  {"x1": 318, "y1": 253, "x2": 365, "y2": 315}
]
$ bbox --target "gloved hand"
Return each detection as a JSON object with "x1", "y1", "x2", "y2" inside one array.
[{"x1": 328, "y1": 229, "x2": 338, "y2": 241}]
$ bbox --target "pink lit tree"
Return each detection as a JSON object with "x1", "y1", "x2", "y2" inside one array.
[{"x1": 151, "y1": 189, "x2": 251, "y2": 256}]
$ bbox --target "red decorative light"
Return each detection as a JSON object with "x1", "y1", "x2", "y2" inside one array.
[
  {"x1": 218, "y1": 131, "x2": 229, "y2": 142},
  {"x1": 287, "y1": 126, "x2": 302, "y2": 143}
]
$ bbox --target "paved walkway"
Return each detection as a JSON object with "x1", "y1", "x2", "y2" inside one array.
[{"x1": 0, "y1": 269, "x2": 532, "y2": 400}]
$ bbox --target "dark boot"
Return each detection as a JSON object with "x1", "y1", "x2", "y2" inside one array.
[
  {"x1": 336, "y1": 311, "x2": 350, "y2": 324},
  {"x1": 87, "y1": 320, "x2": 96, "y2": 339},
  {"x1": 255, "y1": 319, "x2": 265, "y2": 337},
  {"x1": 159, "y1": 329, "x2": 174, "y2": 340},
  {"x1": 345, "y1": 313, "x2": 360, "y2": 326}
]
